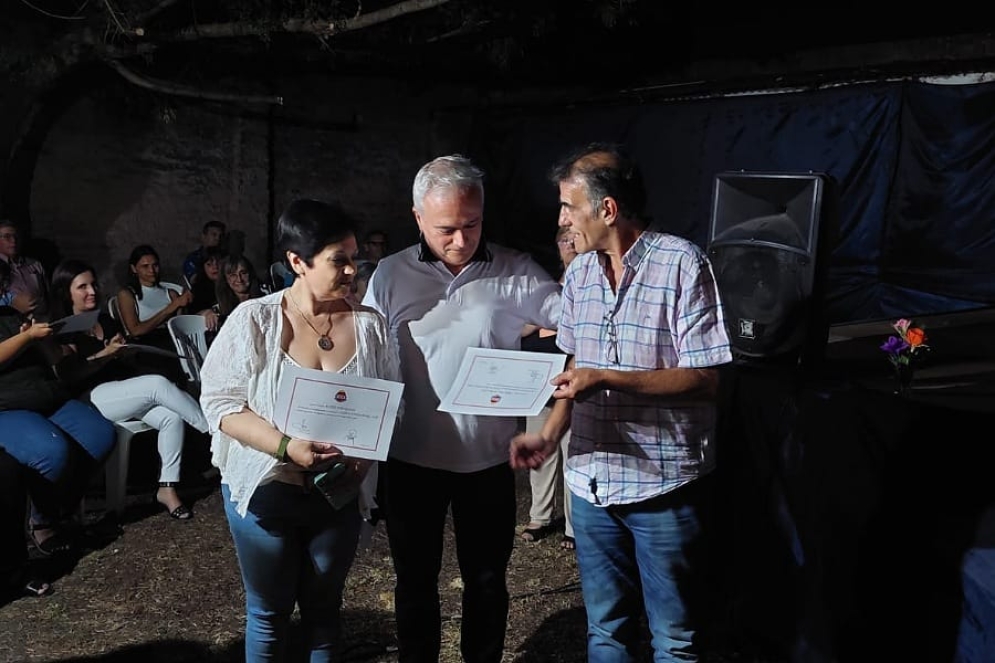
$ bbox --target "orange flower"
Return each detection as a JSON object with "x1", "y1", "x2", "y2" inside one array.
[{"x1": 905, "y1": 327, "x2": 927, "y2": 347}]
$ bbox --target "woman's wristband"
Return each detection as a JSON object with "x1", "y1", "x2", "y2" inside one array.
[{"x1": 273, "y1": 434, "x2": 291, "y2": 462}]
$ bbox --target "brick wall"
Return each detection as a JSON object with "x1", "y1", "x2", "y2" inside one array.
[{"x1": 28, "y1": 74, "x2": 476, "y2": 299}]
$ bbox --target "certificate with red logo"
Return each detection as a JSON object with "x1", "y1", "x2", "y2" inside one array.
[
  {"x1": 438, "y1": 347, "x2": 567, "y2": 417},
  {"x1": 274, "y1": 365, "x2": 404, "y2": 461}
]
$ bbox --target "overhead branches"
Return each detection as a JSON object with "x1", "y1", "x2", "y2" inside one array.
[
  {"x1": 143, "y1": 0, "x2": 451, "y2": 42},
  {"x1": 106, "y1": 59, "x2": 284, "y2": 105}
]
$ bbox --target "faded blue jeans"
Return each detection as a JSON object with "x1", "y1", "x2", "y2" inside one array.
[
  {"x1": 572, "y1": 478, "x2": 710, "y2": 662},
  {"x1": 0, "y1": 399, "x2": 115, "y2": 524},
  {"x1": 222, "y1": 481, "x2": 362, "y2": 662}
]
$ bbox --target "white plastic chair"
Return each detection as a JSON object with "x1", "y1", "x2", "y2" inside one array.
[
  {"x1": 107, "y1": 295, "x2": 120, "y2": 321},
  {"x1": 105, "y1": 419, "x2": 154, "y2": 514},
  {"x1": 167, "y1": 314, "x2": 208, "y2": 384}
]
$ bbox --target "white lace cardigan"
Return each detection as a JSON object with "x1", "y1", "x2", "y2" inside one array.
[{"x1": 199, "y1": 290, "x2": 401, "y2": 518}]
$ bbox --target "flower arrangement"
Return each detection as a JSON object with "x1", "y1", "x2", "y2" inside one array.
[{"x1": 880, "y1": 318, "x2": 929, "y2": 395}]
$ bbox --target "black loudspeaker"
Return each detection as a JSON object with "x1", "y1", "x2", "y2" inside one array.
[{"x1": 707, "y1": 171, "x2": 837, "y2": 367}]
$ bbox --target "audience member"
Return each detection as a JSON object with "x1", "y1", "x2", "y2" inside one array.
[
  {"x1": 214, "y1": 254, "x2": 263, "y2": 320},
  {"x1": 0, "y1": 304, "x2": 115, "y2": 557},
  {"x1": 188, "y1": 246, "x2": 226, "y2": 315},
  {"x1": 510, "y1": 143, "x2": 732, "y2": 661},
  {"x1": 0, "y1": 220, "x2": 49, "y2": 317},
  {"x1": 182, "y1": 221, "x2": 226, "y2": 286},
  {"x1": 349, "y1": 260, "x2": 376, "y2": 304},
  {"x1": 362, "y1": 154, "x2": 561, "y2": 662},
  {"x1": 200, "y1": 198, "x2": 399, "y2": 662},
  {"x1": 359, "y1": 228, "x2": 390, "y2": 265},
  {"x1": 0, "y1": 448, "x2": 51, "y2": 599},
  {"x1": 518, "y1": 225, "x2": 578, "y2": 550},
  {"x1": 116, "y1": 244, "x2": 197, "y2": 382},
  {"x1": 51, "y1": 260, "x2": 210, "y2": 520}
]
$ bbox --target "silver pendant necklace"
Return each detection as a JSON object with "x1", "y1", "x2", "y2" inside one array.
[{"x1": 287, "y1": 290, "x2": 334, "y2": 351}]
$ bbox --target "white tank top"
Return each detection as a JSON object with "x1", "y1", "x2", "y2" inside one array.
[{"x1": 136, "y1": 284, "x2": 173, "y2": 322}]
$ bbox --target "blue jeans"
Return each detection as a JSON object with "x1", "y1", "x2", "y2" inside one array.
[
  {"x1": 222, "y1": 481, "x2": 362, "y2": 663},
  {"x1": 572, "y1": 478, "x2": 710, "y2": 662},
  {"x1": 0, "y1": 399, "x2": 115, "y2": 524}
]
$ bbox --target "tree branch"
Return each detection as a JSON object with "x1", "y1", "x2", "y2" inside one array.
[
  {"x1": 155, "y1": 0, "x2": 451, "y2": 42},
  {"x1": 106, "y1": 59, "x2": 284, "y2": 106}
]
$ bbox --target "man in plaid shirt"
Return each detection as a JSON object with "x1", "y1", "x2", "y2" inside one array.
[{"x1": 510, "y1": 143, "x2": 732, "y2": 662}]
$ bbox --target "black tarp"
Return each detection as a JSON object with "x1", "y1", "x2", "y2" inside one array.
[{"x1": 471, "y1": 79, "x2": 995, "y2": 324}]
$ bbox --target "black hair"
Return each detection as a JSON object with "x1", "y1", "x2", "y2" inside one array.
[
  {"x1": 50, "y1": 258, "x2": 98, "y2": 319},
  {"x1": 276, "y1": 199, "x2": 358, "y2": 272},
  {"x1": 548, "y1": 142, "x2": 648, "y2": 227},
  {"x1": 202, "y1": 220, "x2": 227, "y2": 234},
  {"x1": 126, "y1": 244, "x2": 160, "y2": 300}
]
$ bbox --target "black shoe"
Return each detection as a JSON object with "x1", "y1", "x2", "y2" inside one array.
[{"x1": 153, "y1": 482, "x2": 193, "y2": 520}]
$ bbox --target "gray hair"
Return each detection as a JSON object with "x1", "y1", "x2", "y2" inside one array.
[{"x1": 412, "y1": 155, "x2": 485, "y2": 213}]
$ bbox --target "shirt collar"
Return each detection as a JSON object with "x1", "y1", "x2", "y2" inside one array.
[{"x1": 418, "y1": 235, "x2": 493, "y2": 264}]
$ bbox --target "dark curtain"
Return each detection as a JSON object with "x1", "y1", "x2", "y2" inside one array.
[{"x1": 471, "y1": 79, "x2": 995, "y2": 324}]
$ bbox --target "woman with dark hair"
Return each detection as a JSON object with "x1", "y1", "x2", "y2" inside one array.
[
  {"x1": 116, "y1": 244, "x2": 194, "y2": 343},
  {"x1": 214, "y1": 253, "x2": 263, "y2": 319},
  {"x1": 188, "y1": 246, "x2": 226, "y2": 315},
  {"x1": 200, "y1": 198, "x2": 400, "y2": 662},
  {"x1": 0, "y1": 274, "x2": 115, "y2": 557},
  {"x1": 50, "y1": 260, "x2": 209, "y2": 520}
]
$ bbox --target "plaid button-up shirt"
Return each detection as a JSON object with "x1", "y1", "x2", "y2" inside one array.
[{"x1": 557, "y1": 231, "x2": 731, "y2": 506}]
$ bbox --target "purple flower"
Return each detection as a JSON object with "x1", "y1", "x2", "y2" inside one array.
[{"x1": 880, "y1": 335, "x2": 909, "y2": 355}]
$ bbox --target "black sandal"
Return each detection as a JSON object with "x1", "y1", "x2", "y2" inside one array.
[
  {"x1": 519, "y1": 523, "x2": 555, "y2": 542},
  {"x1": 28, "y1": 526, "x2": 74, "y2": 557},
  {"x1": 154, "y1": 482, "x2": 193, "y2": 520},
  {"x1": 560, "y1": 535, "x2": 576, "y2": 551}
]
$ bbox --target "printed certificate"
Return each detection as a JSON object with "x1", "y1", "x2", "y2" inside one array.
[
  {"x1": 274, "y1": 365, "x2": 404, "y2": 461},
  {"x1": 438, "y1": 347, "x2": 567, "y2": 417}
]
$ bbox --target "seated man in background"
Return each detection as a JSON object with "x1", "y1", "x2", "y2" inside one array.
[
  {"x1": 0, "y1": 220, "x2": 49, "y2": 317},
  {"x1": 182, "y1": 221, "x2": 226, "y2": 287},
  {"x1": 357, "y1": 228, "x2": 390, "y2": 266}
]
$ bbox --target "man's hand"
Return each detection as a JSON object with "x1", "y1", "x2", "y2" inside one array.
[
  {"x1": 550, "y1": 367, "x2": 604, "y2": 400},
  {"x1": 510, "y1": 432, "x2": 555, "y2": 470}
]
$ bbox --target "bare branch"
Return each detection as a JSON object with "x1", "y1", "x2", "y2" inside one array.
[
  {"x1": 106, "y1": 59, "x2": 284, "y2": 106},
  {"x1": 155, "y1": 0, "x2": 451, "y2": 42},
  {"x1": 18, "y1": 0, "x2": 87, "y2": 20},
  {"x1": 134, "y1": 0, "x2": 184, "y2": 26}
]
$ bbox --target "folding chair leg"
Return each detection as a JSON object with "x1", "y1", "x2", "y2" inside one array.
[{"x1": 105, "y1": 427, "x2": 134, "y2": 515}]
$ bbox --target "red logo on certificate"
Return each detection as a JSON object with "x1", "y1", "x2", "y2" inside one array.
[
  {"x1": 335, "y1": 390, "x2": 347, "y2": 403},
  {"x1": 489, "y1": 394, "x2": 501, "y2": 403}
]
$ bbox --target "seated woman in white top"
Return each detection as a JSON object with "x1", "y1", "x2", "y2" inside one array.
[
  {"x1": 116, "y1": 244, "x2": 192, "y2": 341},
  {"x1": 116, "y1": 244, "x2": 203, "y2": 382}
]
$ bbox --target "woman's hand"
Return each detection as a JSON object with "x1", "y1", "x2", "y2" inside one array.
[
  {"x1": 19, "y1": 319, "x2": 52, "y2": 340},
  {"x1": 97, "y1": 333, "x2": 128, "y2": 359},
  {"x1": 200, "y1": 309, "x2": 220, "y2": 331},
  {"x1": 285, "y1": 437, "x2": 343, "y2": 470},
  {"x1": 170, "y1": 289, "x2": 193, "y2": 311}
]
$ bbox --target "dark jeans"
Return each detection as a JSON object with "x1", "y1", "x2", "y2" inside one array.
[
  {"x1": 0, "y1": 450, "x2": 27, "y2": 583},
  {"x1": 383, "y1": 459, "x2": 516, "y2": 663}
]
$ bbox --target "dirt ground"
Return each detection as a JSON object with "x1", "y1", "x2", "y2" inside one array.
[{"x1": 0, "y1": 439, "x2": 783, "y2": 663}]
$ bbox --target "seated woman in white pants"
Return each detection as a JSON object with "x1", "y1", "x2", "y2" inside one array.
[{"x1": 50, "y1": 259, "x2": 209, "y2": 519}]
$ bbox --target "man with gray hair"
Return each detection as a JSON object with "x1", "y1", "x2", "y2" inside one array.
[{"x1": 363, "y1": 154, "x2": 561, "y2": 662}]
